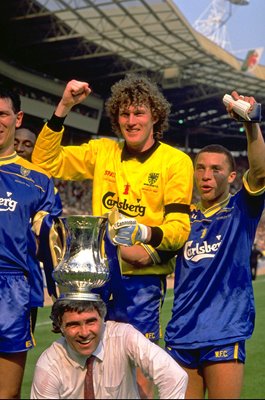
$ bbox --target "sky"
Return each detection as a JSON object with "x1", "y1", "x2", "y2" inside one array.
[{"x1": 175, "y1": 0, "x2": 265, "y2": 66}]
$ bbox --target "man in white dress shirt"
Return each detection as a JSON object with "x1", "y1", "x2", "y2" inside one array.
[{"x1": 30, "y1": 298, "x2": 188, "y2": 399}]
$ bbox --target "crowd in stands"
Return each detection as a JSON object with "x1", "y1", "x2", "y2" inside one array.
[
  {"x1": 55, "y1": 179, "x2": 92, "y2": 215},
  {"x1": 0, "y1": 74, "x2": 99, "y2": 119},
  {"x1": 54, "y1": 153, "x2": 265, "y2": 251}
]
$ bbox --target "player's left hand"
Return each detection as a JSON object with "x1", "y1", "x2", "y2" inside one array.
[{"x1": 108, "y1": 209, "x2": 149, "y2": 246}]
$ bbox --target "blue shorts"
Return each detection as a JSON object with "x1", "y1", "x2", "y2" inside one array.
[
  {"x1": 166, "y1": 341, "x2": 246, "y2": 368},
  {"x1": 99, "y1": 274, "x2": 166, "y2": 341},
  {"x1": 93, "y1": 235, "x2": 167, "y2": 341},
  {"x1": 0, "y1": 272, "x2": 35, "y2": 353}
]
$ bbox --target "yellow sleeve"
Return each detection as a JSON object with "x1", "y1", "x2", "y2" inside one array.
[
  {"x1": 156, "y1": 151, "x2": 193, "y2": 251},
  {"x1": 32, "y1": 123, "x2": 96, "y2": 180}
]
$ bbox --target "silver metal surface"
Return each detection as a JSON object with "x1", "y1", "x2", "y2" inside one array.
[{"x1": 53, "y1": 215, "x2": 109, "y2": 300}]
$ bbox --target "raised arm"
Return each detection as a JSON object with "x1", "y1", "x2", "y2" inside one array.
[
  {"x1": 228, "y1": 91, "x2": 265, "y2": 191},
  {"x1": 55, "y1": 79, "x2": 91, "y2": 117},
  {"x1": 32, "y1": 80, "x2": 92, "y2": 178}
]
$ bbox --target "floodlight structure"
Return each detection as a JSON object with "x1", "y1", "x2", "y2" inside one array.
[
  {"x1": 193, "y1": 0, "x2": 249, "y2": 51},
  {"x1": 229, "y1": 0, "x2": 249, "y2": 4}
]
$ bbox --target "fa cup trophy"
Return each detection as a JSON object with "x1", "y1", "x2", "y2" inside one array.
[{"x1": 52, "y1": 215, "x2": 110, "y2": 301}]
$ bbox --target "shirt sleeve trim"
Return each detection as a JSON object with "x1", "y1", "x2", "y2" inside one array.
[
  {"x1": 243, "y1": 170, "x2": 265, "y2": 195},
  {"x1": 47, "y1": 113, "x2": 66, "y2": 132},
  {"x1": 149, "y1": 226, "x2": 163, "y2": 248},
  {"x1": 165, "y1": 203, "x2": 191, "y2": 215}
]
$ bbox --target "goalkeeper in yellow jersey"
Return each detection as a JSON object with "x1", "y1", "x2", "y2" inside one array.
[{"x1": 32, "y1": 75, "x2": 193, "y2": 398}]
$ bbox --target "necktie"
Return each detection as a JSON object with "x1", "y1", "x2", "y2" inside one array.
[{"x1": 84, "y1": 355, "x2": 95, "y2": 399}]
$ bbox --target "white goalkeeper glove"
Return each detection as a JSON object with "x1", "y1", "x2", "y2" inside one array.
[{"x1": 108, "y1": 208, "x2": 149, "y2": 247}]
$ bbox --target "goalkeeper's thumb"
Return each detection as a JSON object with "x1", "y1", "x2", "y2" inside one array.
[
  {"x1": 112, "y1": 217, "x2": 149, "y2": 246},
  {"x1": 107, "y1": 207, "x2": 121, "y2": 243}
]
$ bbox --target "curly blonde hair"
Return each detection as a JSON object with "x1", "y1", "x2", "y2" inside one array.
[{"x1": 105, "y1": 74, "x2": 171, "y2": 139}]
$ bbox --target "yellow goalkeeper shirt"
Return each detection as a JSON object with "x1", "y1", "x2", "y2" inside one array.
[{"x1": 33, "y1": 123, "x2": 193, "y2": 275}]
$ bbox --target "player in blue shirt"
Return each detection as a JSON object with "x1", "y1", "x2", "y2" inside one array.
[
  {"x1": 0, "y1": 85, "x2": 58, "y2": 399},
  {"x1": 165, "y1": 91, "x2": 265, "y2": 399},
  {"x1": 14, "y1": 126, "x2": 63, "y2": 333}
]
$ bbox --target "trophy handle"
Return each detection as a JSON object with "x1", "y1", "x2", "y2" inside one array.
[
  {"x1": 47, "y1": 216, "x2": 67, "y2": 269},
  {"x1": 93, "y1": 217, "x2": 108, "y2": 268}
]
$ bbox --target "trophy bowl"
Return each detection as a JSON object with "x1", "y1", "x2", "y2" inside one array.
[{"x1": 53, "y1": 215, "x2": 110, "y2": 301}]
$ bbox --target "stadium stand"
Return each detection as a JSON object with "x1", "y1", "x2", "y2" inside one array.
[{"x1": 0, "y1": 0, "x2": 264, "y2": 250}]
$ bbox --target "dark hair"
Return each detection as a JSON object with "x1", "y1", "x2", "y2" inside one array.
[
  {"x1": 195, "y1": 144, "x2": 236, "y2": 172},
  {"x1": 0, "y1": 85, "x2": 21, "y2": 114},
  {"x1": 16, "y1": 124, "x2": 37, "y2": 137},
  {"x1": 105, "y1": 73, "x2": 171, "y2": 139},
  {"x1": 50, "y1": 299, "x2": 107, "y2": 333}
]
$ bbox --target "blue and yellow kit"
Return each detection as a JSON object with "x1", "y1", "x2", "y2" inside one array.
[
  {"x1": 0, "y1": 153, "x2": 56, "y2": 352},
  {"x1": 165, "y1": 176, "x2": 265, "y2": 349}
]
